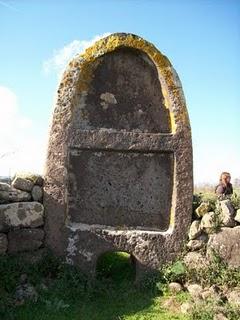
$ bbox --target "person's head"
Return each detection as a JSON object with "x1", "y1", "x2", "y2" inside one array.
[{"x1": 219, "y1": 172, "x2": 231, "y2": 185}]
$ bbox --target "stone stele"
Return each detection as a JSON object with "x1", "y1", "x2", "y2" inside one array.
[{"x1": 44, "y1": 33, "x2": 193, "y2": 279}]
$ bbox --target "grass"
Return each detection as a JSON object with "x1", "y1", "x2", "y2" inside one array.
[
  {"x1": 0, "y1": 251, "x2": 188, "y2": 320},
  {"x1": 1, "y1": 187, "x2": 240, "y2": 320},
  {"x1": 1, "y1": 251, "x2": 240, "y2": 319}
]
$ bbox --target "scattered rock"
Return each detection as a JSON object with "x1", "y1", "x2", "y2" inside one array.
[
  {"x1": 31, "y1": 185, "x2": 43, "y2": 202},
  {"x1": 195, "y1": 202, "x2": 211, "y2": 217},
  {"x1": 184, "y1": 252, "x2": 209, "y2": 270},
  {"x1": 8, "y1": 228, "x2": 44, "y2": 253},
  {"x1": 207, "y1": 226, "x2": 240, "y2": 268},
  {"x1": 0, "y1": 233, "x2": 8, "y2": 254},
  {"x1": 162, "y1": 297, "x2": 180, "y2": 313},
  {"x1": 186, "y1": 283, "x2": 203, "y2": 301},
  {"x1": 15, "y1": 282, "x2": 38, "y2": 303},
  {"x1": 200, "y1": 212, "x2": 217, "y2": 234},
  {"x1": 234, "y1": 209, "x2": 240, "y2": 224},
  {"x1": 227, "y1": 289, "x2": 240, "y2": 306},
  {"x1": 20, "y1": 273, "x2": 28, "y2": 284},
  {"x1": 187, "y1": 239, "x2": 205, "y2": 251},
  {"x1": 0, "y1": 202, "x2": 44, "y2": 231},
  {"x1": 12, "y1": 176, "x2": 34, "y2": 192},
  {"x1": 188, "y1": 220, "x2": 202, "y2": 240},
  {"x1": 180, "y1": 302, "x2": 192, "y2": 314},
  {"x1": 168, "y1": 282, "x2": 183, "y2": 294},
  {"x1": 214, "y1": 313, "x2": 229, "y2": 320},
  {"x1": 201, "y1": 285, "x2": 223, "y2": 302}
]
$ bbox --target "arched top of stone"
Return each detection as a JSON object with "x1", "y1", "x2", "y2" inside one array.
[{"x1": 56, "y1": 33, "x2": 190, "y2": 134}]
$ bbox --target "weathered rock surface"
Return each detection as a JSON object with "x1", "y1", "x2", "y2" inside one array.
[
  {"x1": 188, "y1": 220, "x2": 202, "y2": 240},
  {"x1": 234, "y1": 208, "x2": 240, "y2": 224},
  {"x1": 15, "y1": 282, "x2": 38, "y2": 302},
  {"x1": 0, "y1": 182, "x2": 11, "y2": 191},
  {"x1": 31, "y1": 185, "x2": 43, "y2": 202},
  {"x1": 0, "y1": 190, "x2": 9, "y2": 203},
  {"x1": 184, "y1": 252, "x2": 209, "y2": 270},
  {"x1": 219, "y1": 199, "x2": 235, "y2": 227},
  {"x1": 44, "y1": 33, "x2": 193, "y2": 274},
  {"x1": 227, "y1": 289, "x2": 240, "y2": 306},
  {"x1": 0, "y1": 188, "x2": 31, "y2": 203},
  {"x1": 187, "y1": 234, "x2": 208, "y2": 251},
  {"x1": 207, "y1": 226, "x2": 240, "y2": 268},
  {"x1": 168, "y1": 282, "x2": 183, "y2": 294},
  {"x1": 201, "y1": 285, "x2": 223, "y2": 302},
  {"x1": 180, "y1": 302, "x2": 192, "y2": 314},
  {"x1": 186, "y1": 283, "x2": 203, "y2": 300},
  {"x1": 0, "y1": 202, "x2": 44, "y2": 231},
  {"x1": 12, "y1": 177, "x2": 34, "y2": 192},
  {"x1": 16, "y1": 173, "x2": 43, "y2": 186},
  {"x1": 213, "y1": 314, "x2": 229, "y2": 320},
  {"x1": 8, "y1": 228, "x2": 44, "y2": 253},
  {"x1": 9, "y1": 189, "x2": 31, "y2": 202},
  {"x1": 200, "y1": 211, "x2": 216, "y2": 234},
  {"x1": 195, "y1": 202, "x2": 211, "y2": 217},
  {"x1": 0, "y1": 233, "x2": 8, "y2": 254}
]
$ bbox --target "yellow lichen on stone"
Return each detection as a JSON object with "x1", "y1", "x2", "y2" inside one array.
[
  {"x1": 62, "y1": 33, "x2": 188, "y2": 132},
  {"x1": 170, "y1": 112, "x2": 177, "y2": 134}
]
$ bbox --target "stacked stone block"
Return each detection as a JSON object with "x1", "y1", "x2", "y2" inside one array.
[{"x1": 0, "y1": 173, "x2": 44, "y2": 254}]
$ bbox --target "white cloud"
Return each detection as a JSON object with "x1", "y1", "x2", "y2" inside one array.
[
  {"x1": 43, "y1": 33, "x2": 111, "y2": 75},
  {"x1": 0, "y1": 86, "x2": 47, "y2": 177}
]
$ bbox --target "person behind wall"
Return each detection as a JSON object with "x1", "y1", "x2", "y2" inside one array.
[{"x1": 215, "y1": 172, "x2": 233, "y2": 200}]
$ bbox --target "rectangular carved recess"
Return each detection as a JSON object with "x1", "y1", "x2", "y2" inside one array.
[{"x1": 67, "y1": 149, "x2": 174, "y2": 231}]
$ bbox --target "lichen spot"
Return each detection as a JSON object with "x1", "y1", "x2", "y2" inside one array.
[{"x1": 100, "y1": 92, "x2": 117, "y2": 110}]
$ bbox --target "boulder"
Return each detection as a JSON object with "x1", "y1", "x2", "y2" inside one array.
[
  {"x1": 201, "y1": 285, "x2": 223, "y2": 302},
  {"x1": 0, "y1": 202, "x2": 44, "y2": 231},
  {"x1": 31, "y1": 185, "x2": 43, "y2": 202},
  {"x1": 184, "y1": 252, "x2": 209, "y2": 271},
  {"x1": 186, "y1": 283, "x2": 203, "y2": 301},
  {"x1": 0, "y1": 190, "x2": 9, "y2": 203},
  {"x1": 8, "y1": 228, "x2": 44, "y2": 253},
  {"x1": 218, "y1": 199, "x2": 235, "y2": 227},
  {"x1": 187, "y1": 239, "x2": 205, "y2": 251},
  {"x1": 213, "y1": 314, "x2": 229, "y2": 320},
  {"x1": 180, "y1": 302, "x2": 192, "y2": 314},
  {"x1": 14, "y1": 173, "x2": 43, "y2": 186},
  {"x1": 227, "y1": 289, "x2": 240, "y2": 306},
  {"x1": 234, "y1": 208, "x2": 240, "y2": 224},
  {"x1": 187, "y1": 234, "x2": 208, "y2": 251},
  {"x1": 0, "y1": 233, "x2": 8, "y2": 254},
  {"x1": 12, "y1": 177, "x2": 34, "y2": 192},
  {"x1": 0, "y1": 182, "x2": 11, "y2": 191},
  {"x1": 9, "y1": 189, "x2": 31, "y2": 202},
  {"x1": 15, "y1": 282, "x2": 38, "y2": 302},
  {"x1": 200, "y1": 212, "x2": 217, "y2": 234},
  {"x1": 207, "y1": 226, "x2": 240, "y2": 268},
  {"x1": 0, "y1": 188, "x2": 31, "y2": 203},
  {"x1": 195, "y1": 202, "x2": 211, "y2": 217},
  {"x1": 168, "y1": 282, "x2": 183, "y2": 294},
  {"x1": 188, "y1": 220, "x2": 202, "y2": 240}
]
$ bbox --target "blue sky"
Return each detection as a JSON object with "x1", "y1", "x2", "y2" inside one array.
[{"x1": 0, "y1": 0, "x2": 239, "y2": 184}]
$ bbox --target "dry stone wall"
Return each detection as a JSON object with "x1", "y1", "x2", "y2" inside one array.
[
  {"x1": 0, "y1": 174, "x2": 44, "y2": 254},
  {"x1": 185, "y1": 196, "x2": 240, "y2": 269}
]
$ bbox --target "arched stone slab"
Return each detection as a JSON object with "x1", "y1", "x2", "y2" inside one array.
[{"x1": 44, "y1": 33, "x2": 193, "y2": 278}]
